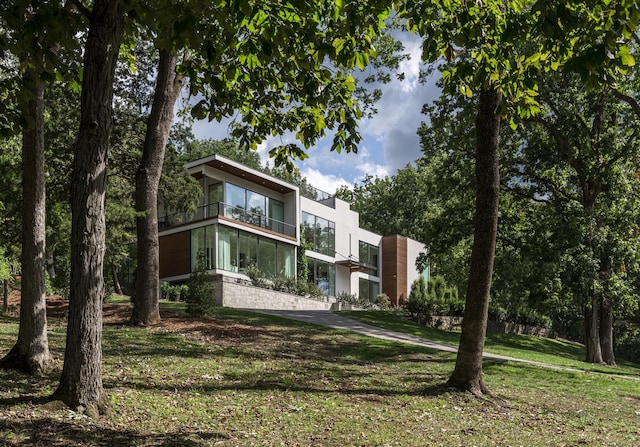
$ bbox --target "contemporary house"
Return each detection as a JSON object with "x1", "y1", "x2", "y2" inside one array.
[{"x1": 157, "y1": 154, "x2": 428, "y2": 309}]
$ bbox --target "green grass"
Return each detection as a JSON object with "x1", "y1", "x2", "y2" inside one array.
[
  {"x1": 0, "y1": 302, "x2": 639, "y2": 446},
  {"x1": 340, "y1": 310, "x2": 640, "y2": 376}
]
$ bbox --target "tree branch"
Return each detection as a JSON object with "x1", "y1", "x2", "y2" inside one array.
[
  {"x1": 611, "y1": 88, "x2": 640, "y2": 119},
  {"x1": 65, "y1": 0, "x2": 91, "y2": 18}
]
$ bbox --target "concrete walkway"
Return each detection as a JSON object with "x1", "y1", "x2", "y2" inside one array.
[{"x1": 253, "y1": 309, "x2": 554, "y2": 368}]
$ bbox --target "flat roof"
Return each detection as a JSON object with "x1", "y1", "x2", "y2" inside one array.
[{"x1": 186, "y1": 154, "x2": 298, "y2": 194}]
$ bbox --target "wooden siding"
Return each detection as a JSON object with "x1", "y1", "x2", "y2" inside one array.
[
  {"x1": 159, "y1": 231, "x2": 191, "y2": 278},
  {"x1": 381, "y1": 235, "x2": 407, "y2": 306}
]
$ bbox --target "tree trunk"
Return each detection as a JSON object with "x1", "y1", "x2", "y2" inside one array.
[
  {"x1": 600, "y1": 295, "x2": 615, "y2": 365},
  {"x1": 2, "y1": 279, "x2": 7, "y2": 313},
  {"x1": 111, "y1": 264, "x2": 123, "y2": 296},
  {"x1": 130, "y1": 51, "x2": 183, "y2": 326},
  {"x1": 585, "y1": 293, "x2": 604, "y2": 364},
  {"x1": 52, "y1": 0, "x2": 124, "y2": 417},
  {"x1": 447, "y1": 88, "x2": 502, "y2": 396},
  {"x1": 0, "y1": 70, "x2": 51, "y2": 375}
]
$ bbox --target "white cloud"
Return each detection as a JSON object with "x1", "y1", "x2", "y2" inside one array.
[{"x1": 300, "y1": 167, "x2": 350, "y2": 194}]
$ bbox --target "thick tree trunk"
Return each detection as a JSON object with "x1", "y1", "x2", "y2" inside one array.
[
  {"x1": 0, "y1": 71, "x2": 51, "y2": 374},
  {"x1": 585, "y1": 294, "x2": 604, "y2": 364},
  {"x1": 600, "y1": 295, "x2": 615, "y2": 365},
  {"x1": 131, "y1": 51, "x2": 183, "y2": 326},
  {"x1": 52, "y1": 0, "x2": 124, "y2": 417},
  {"x1": 447, "y1": 88, "x2": 502, "y2": 396},
  {"x1": 111, "y1": 264, "x2": 123, "y2": 296}
]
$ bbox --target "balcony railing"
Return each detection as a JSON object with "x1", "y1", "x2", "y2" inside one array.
[{"x1": 158, "y1": 202, "x2": 296, "y2": 238}]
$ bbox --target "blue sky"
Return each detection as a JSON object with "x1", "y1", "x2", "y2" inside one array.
[{"x1": 189, "y1": 32, "x2": 441, "y2": 194}]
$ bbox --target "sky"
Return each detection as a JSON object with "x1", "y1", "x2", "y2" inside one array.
[{"x1": 189, "y1": 32, "x2": 441, "y2": 194}]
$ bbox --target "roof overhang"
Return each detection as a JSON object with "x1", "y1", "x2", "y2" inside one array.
[
  {"x1": 335, "y1": 259, "x2": 377, "y2": 272},
  {"x1": 186, "y1": 154, "x2": 297, "y2": 194}
]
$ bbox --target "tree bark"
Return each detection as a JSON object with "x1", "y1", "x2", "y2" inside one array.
[
  {"x1": 585, "y1": 293, "x2": 604, "y2": 363},
  {"x1": 0, "y1": 70, "x2": 51, "y2": 375},
  {"x1": 52, "y1": 0, "x2": 124, "y2": 417},
  {"x1": 447, "y1": 88, "x2": 502, "y2": 396},
  {"x1": 130, "y1": 51, "x2": 183, "y2": 326},
  {"x1": 600, "y1": 295, "x2": 616, "y2": 365},
  {"x1": 111, "y1": 264, "x2": 123, "y2": 296},
  {"x1": 2, "y1": 279, "x2": 7, "y2": 313}
]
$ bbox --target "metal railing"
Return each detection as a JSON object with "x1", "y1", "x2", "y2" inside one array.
[{"x1": 158, "y1": 202, "x2": 296, "y2": 238}]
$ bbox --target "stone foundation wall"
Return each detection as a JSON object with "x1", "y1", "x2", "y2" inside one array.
[{"x1": 211, "y1": 274, "x2": 336, "y2": 310}]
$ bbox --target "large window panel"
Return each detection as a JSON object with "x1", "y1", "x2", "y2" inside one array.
[
  {"x1": 307, "y1": 257, "x2": 335, "y2": 296},
  {"x1": 259, "y1": 238, "x2": 277, "y2": 278},
  {"x1": 191, "y1": 227, "x2": 206, "y2": 272},
  {"x1": 239, "y1": 232, "x2": 258, "y2": 272},
  {"x1": 302, "y1": 212, "x2": 335, "y2": 256},
  {"x1": 208, "y1": 182, "x2": 223, "y2": 217},
  {"x1": 218, "y1": 226, "x2": 238, "y2": 271},
  {"x1": 268, "y1": 198, "x2": 284, "y2": 233},
  {"x1": 226, "y1": 183, "x2": 246, "y2": 210},
  {"x1": 277, "y1": 244, "x2": 295, "y2": 278}
]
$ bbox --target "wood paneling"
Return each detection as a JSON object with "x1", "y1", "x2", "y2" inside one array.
[
  {"x1": 159, "y1": 231, "x2": 191, "y2": 278},
  {"x1": 381, "y1": 235, "x2": 407, "y2": 306}
]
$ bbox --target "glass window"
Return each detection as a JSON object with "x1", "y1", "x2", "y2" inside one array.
[
  {"x1": 359, "y1": 241, "x2": 379, "y2": 276},
  {"x1": 268, "y1": 198, "x2": 284, "y2": 233},
  {"x1": 259, "y1": 238, "x2": 277, "y2": 278},
  {"x1": 359, "y1": 278, "x2": 380, "y2": 302},
  {"x1": 208, "y1": 182, "x2": 223, "y2": 217},
  {"x1": 307, "y1": 257, "x2": 335, "y2": 296},
  {"x1": 277, "y1": 244, "x2": 295, "y2": 278},
  {"x1": 191, "y1": 227, "x2": 206, "y2": 272},
  {"x1": 302, "y1": 212, "x2": 335, "y2": 256},
  {"x1": 218, "y1": 226, "x2": 238, "y2": 272},
  {"x1": 239, "y1": 232, "x2": 258, "y2": 272},
  {"x1": 226, "y1": 183, "x2": 246, "y2": 210}
]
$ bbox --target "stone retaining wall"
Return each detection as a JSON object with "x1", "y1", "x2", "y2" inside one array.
[
  {"x1": 211, "y1": 274, "x2": 336, "y2": 310},
  {"x1": 423, "y1": 315, "x2": 556, "y2": 338}
]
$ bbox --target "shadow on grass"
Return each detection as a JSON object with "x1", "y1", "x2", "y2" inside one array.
[{"x1": 0, "y1": 417, "x2": 229, "y2": 447}]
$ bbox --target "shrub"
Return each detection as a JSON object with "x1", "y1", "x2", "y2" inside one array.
[
  {"x1": 161, "y1": 282, "x2": 188, "y2": 302},
  {"x1": 615, "y1": 327, "x2": 640, "y2": 364},
  {"x1": 186, "y1": 251, "x2": 216, "y2": 316}
]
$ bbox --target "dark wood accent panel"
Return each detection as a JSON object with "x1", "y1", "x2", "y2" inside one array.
[
  {"x1": 382, "y1": 235, "x2": 407, "y2": 306},
  {"x1": 159, "y1": 231, "x2": 191, "y2": 278}
]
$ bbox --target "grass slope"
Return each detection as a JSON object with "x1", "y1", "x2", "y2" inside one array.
[{"x1": 0, "y1": 301, "x2": 638, "y2": 446}]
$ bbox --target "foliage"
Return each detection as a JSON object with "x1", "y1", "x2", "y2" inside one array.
[
  {"x1": 334, "y1": 291, "x2": 388, "y2": 310},
  {"x1": 615, "y1": 326, "x2": 640, "y2": 364},
  {"x1": 160, "y1": 282, "x2": 189, "y2": 302},
  {"x1": 240, "y1": 261, "x2": 324, "y2": 298},
  {"x1": 186, "y1": 252, "x2": 217, "y2": 316},
  {"x1": 406, "y1": 276, "x2": 464, "y2": 320}
]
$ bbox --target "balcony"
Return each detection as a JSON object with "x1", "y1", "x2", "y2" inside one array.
[{"x1": 158, "y1": 202, "x2": 297, "y2": 238}]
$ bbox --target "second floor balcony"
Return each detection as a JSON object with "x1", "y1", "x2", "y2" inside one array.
[{"x1": 158, "y1": 202, "x2": 297, "y2": 238}]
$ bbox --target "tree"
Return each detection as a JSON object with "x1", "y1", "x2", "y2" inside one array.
[
  {"x1": 0, "y1": 2, "x2": 75, "y2": 374},
  {"x1": 51, "y1": 0, "x2": 125, "y2": 416},
  {"x1": 510, "y1": 69, "x2": 640, "y2": 365},
  {"x1": 397, "y1": 0, "x2": 639, "y2": 395},
  {"x1": 130, "y1": 50, "x2": 184, "y2": 326}
]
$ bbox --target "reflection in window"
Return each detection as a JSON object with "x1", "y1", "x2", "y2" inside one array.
[
  {"x1": 259, "y1": 238, "x2": 277, "y2": 277},
  {"x1": 191, "y1": 225, "x2": 215, "y2": 271},
  {"x1": 217, "y1": 225, "x2": 294, "y2": 278},
  {"x1": 239, "y1": 232, "x2": 258, "y2": 272},
  {"x1": 359, "y1": 241, "x2": 379, "y2": 276},
  {"x1": 218, "y1": 226, "x2": 238, "y2": 272},
  {"x1": 359, "y1": 277, "x2": 380, "y2": 302},
  {"x1": 307, "y1": 257, "x2": 335, "y2": 296},
  {"x1": 302, "y1": 212, "x2": 335, "y2": 256}
]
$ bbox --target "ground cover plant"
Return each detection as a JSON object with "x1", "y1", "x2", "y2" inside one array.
[{"x1": 1, "y1": 298, "x2": 639, "y2": 446}]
